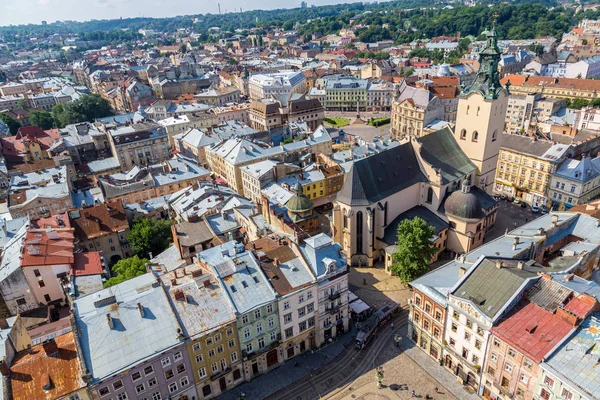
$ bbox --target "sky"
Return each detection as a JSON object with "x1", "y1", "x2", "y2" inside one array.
[{"x1": 1, "y1": 0, "x2": 357, "y2": 26}]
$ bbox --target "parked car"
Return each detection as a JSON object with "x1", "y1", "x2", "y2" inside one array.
[
  {"x1": 500, "y1": 194, "x2": 507, "y2": 200},
  {"x1": 540, "y1": 207, "x2": 549, "y2": 215},
  {"x1": 520, "y1": 201, "x2": 527, "y2": 208},
  {"x1": 531, "y1": 205, "x2": 540, "y2": 213},
  {"x1": 513, "y1": 198, "x2": 521, "y2": 204}
]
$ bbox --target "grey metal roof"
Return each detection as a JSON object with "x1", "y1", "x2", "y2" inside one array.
[
  {"x1": 73, "y1": 273, "x2": 182, "y2": 383},
  {"x1": 452, "y1": 258, "x2": 549, "y2": 321},
  {"x1": 160, "y1": 267, "x2": 236, "y2": 338},
  {"x1": 542, "y1": 312, "x2": 600, "y2": 399},
  {"x1": 300, "y1": 234, "x2": 346, "y2": 278},
  {"x1": 526, "y1": 277, "x2": 573, "y2": 312},
  {"x1": 200, "y1": 241, "x2": 277, "y2": 314},
  {"x1": 336, "y1": 142, "x2": 427, "y2": 206},
  {"x1": 417, "y1": 127, "x2": 476, "y2": 184}
]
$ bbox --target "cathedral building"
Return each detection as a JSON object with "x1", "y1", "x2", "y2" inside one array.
[{"x1": 332, "y1": 28, "x2": 505, "y2": 267}]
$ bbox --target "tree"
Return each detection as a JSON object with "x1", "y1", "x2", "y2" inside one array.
[
  {"x1": 179, "y1": 43, "x2": 187, "y2": 53},
  {"x1": 17, "y1": 98, "x2": 28, "y2": 110},
  {"x1": 0, "y1": 114, "x2": 20, "y2": 134},
  {"x1": 103, "y1": 255, "x2": 149, "y2": 288},
  {"x1": 30, "y1": 110, "x2": 55, "y2": 129},
  {"x1": 390, "y1": 217, "x2": 437, "y2": 283},
  {"x1": 127, "y1": 216, "x2": 173, "y2": 258},
  {"x1": 52, "y1": 94, "x2": 113, "y2": 127}
]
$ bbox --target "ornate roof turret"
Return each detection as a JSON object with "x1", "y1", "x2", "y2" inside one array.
[{"x1": 461, "y1": 27, "x2": 506, "y2": 100}]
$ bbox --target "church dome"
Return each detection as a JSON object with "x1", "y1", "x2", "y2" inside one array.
[
  {"x1": 286, "y1": 194, "x2": 314, "y2": 213},
  {"x1": 444, "y1": 180, "x2": 483, "y2": 220}
]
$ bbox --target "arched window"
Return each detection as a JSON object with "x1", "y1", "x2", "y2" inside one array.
[
  {"x1": 477, "y1": 106, "x2": 480, "y2": 116},
  {"x1": 384, "y1": 201, "x2": 388, "y2": 226},
  {"x1": 356, "y1": 211, "x2": 363, "y2": 254},
  {"x1": 460, "y1": 129, "x2": 467, "y2": 140},
  {"x1": 343, "y1": 209, "x2": 348, "y2": 229},
  {"x1": 427, "y1": 187, "x2": 433, "y2": 204},
  {"x1": 466, "y1": 105, "x2": 470, "y2": 115},
  {"x1": 472, "y1": 131, "x2": 479, "y2": 142},
  {"x1": 491, "y1": 130, "x2": 497, "y2": 142}
]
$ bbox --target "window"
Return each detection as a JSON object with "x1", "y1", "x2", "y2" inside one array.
[
  {"x1": 208, "y1": 349, "x2": 215, "y2": 357},
  {"x1": 148, "y1": 378, "x2": 157, "y2": 388},
  {"x1": 131, "y1": 372, "x2": 142, "y2": 381},
  {"x1": 258, "y1": 337, "x2": 265, "y2": 348},
  {"x1": 161, "y1": 357, "x2": 171, "y2": 367},
  {"x1": 307, "y1": 303, "x2": 314, "y2": 313},
  {"x1": 472, "y1": 131, "x2": 479, "y2": 142},
  {"x1": 214, "y1": 333, "x2": 222, "y2": 342},
  {"x1": 284, "y1": 313, "x2": 292, "y2": 324},
  {"x1": 508, "y1": 348, "x2": 516, "y2": 358},
  {"x1": 464, "y1": 332, "x2": 471, "y2": 341},
  {"x1": 299, "y1": 294, "x2": 305, "y2": 303},
  {"x1": 244, "y1": 328, "x2": 251, "y2": 339},
  {"x1": 202, "y1": 385, "x2": 212, "y2": 397},
  {"x1": 44, "y1": 294, "x2": 51, "y2": 303},
  {"x1": 505, "y1": 363, "x2": 513, "y2": 373},
  {"x1": 229, "y1": 339, "x2": 235, "y2": 348},
  {"x1": 435, "y1": 311, "x2": 442, "y2": 322},
  {"x1": 356, "y1": 211, "x2": 363, "y2": 253},
  {"x1": 520, "y1": 374, "x2": 529, "y2": 384},
  {"x1": 113, "y1": 380, "x2": 124, "y2": 390},
  {"x1": 298, "y1": 307, "x2": 306, "y2": 318},
  {"x1": 487, "y1": 366, "x2": 495, "y2": 375},
  {"x1": 426, "y1": 187, "x2": 433, "y2": 204},
  {"x1": 540, "y1": 388, "x2": 550, "y2": 400},
  {"x1": 254, "y1": 309, "x2": 261, "y2": 319},
  {"x1": 451, "y1": 322, "x2": 457, "y2": 332},
  {"x1": 267, "y1": 304, "x2": 273, "y2": 313},
  {"x1": 544, "y1": 376, "x2": 554, "y2": 388},
  {"x1": 475, "y1": 339, "x2": 482, "y2": 349},
  {"x1": 165, "y1": 369, "x2": 174, "y2": 379},
  {"x1": 193, "y1": 343, "x2": 201, "y2": 352},
  {"x1": 268, "y1": 317, "x2": 275, "y2": 328},
  {"x1": 284, "y1": 301, "x2": 290, "y2": 310},
  {"x1": 466, "y1": 320, "x2": 473, "y2": 329},
  {"x1": 136, "y1": 383, "x2": 146, "y2": 394},
  {"x1": 144, "y1": 366, "x2": 154, "y2": 375},
  {"x1": 493, "y1": 339, "x2": 500, "y2": 347},
  {"x1": 561, "y1": 388, "x2": 573, "y2": 399},
  {"x1": 198, "y1": 367, "x2": 207, "y2": 378},
  {"x1": 246, "y1": 343, "x2": 253, "y2": 352},
  {"x1": 220, "y1": 358, "x2": 227, "y2": 370},
  {"x1": 168, "y1": 382, "x2": 178, "y2": 393},
  {"x1": 477, "y1": 327, "x2": 484, "y2": 336},
  {"x1": 460, "y1": 129, "x2": 467, "y2": 140},
  {"x1": 39, "y1": 280, "x2": 45, "y2": 288},
  {"x1": 307, "y1": 291, "x2": 313, "y2": 299},
  {"x1": 177, "y1": 364, "x2": 186, "y2": 374},
  {"x1": 196, "y1": 354, "x2": 204, "y2": 363},
  {"x1": 449, "y1": 338, "x2": 456, "y2": 347},
  {"x1": 523, "y1": 358, "x2": 533, "y2": 369},
  {"x1": 206, "y1": 337, "x2": 214, "y2": 346},
  {"x1": 242, "y1": 315, "x2": 249, "y2": 324},
  {"x1": 116, "y1": 394, "x2": 128, "y2": 400},
  {"x1": 211, "y1": 362, "x2": 219, "y2": 373},
  {"x1": 285, "y1": 327, "x2": 294, "y2": 339},
  {"x1": 227, "y1": 328, "x2": 234, "y2": 336},
  {"x1": 472, "y1": 355, "x2": 479, "y2": 364},
  {"x1": 174, "y1": 351, "x2": 183, "y2": 361},
  {"x1": 231, "y1": 351, "x2": 238, "y2": 363},
  {"x1": 98, "y1": 387, "x2": 110, "y2": 397},
  {"x1": 33, "y1": 269, "x2": 41, "y2": 277},
  {"x1": 491, "y1": 353, "x2": 498, "y2": 362}
]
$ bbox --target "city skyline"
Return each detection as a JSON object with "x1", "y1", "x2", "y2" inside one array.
[{"x1": 1, "y1": 0, "x2": 361, "y2": 27}]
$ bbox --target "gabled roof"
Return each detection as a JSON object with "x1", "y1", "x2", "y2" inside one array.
[
  {"x1": 336, "y1": 142, "x2": 427, "y2": 206},
  {"x1": 21, "y1": 229, "x2": 74, "y2": 267},
  {"x1": 417, "y1": 127, "x2": 476, "y2": 184},
  {"x1": 69, "y1": 201, "x2": 128, "y2": 240}
]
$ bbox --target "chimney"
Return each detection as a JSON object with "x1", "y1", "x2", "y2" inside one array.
[
  {"x1": 43, "y1": 339, "x2": 59, "y2": 356},
  {"x1": 0, "y1": 360, "x2": 9, "y2": 376},
  {"x1": 495, "y1": 260, "x2": 504, "y2": 269},
  {"x1": 203, "y1": 279, "x2": 211, "y2": 287},
  {"x1": 551, "y1": 214, "x2": 559, "y2": 227},
  {"x1": 540, "y1": 273, "x2": 553, "y2": 281},
  {"x1": 513, "y1": 237, "x2": 520, "y2": 250},
  {"x1": 517, "y1": 261, "x2": 524, "y2": 270},
  {"x1": 274, "y1": 258, "x2": 280, "y2": 266},
  {"x1": 459, "y1": 266, "x2": 466, "y2": 277},
  {"x1": 565, "y1": 274, "x2": 574, "y2": 281},
  {"x1": 537, "y1": 228, "x2": 545, "y2": 236},
  {"x1": 174, "y1": 290, "x2": 185, "y2": 301},
  {"x1": 107, "y1": 313, "x2": 114, "y2": 329},
  {"x1": 171, "y1": 278, "x2": 177, "y2": 286},
  {"x1": 137, "y1": 302, "x2": 145, "y2": 317}
]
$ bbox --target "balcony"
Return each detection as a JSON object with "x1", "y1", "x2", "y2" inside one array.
[
  {"x1": 326, "y1": 305, "x2": 340, "y2": 315},
  {"x1": 329, "y1": 292, "x2": 341, "y2": 301}
]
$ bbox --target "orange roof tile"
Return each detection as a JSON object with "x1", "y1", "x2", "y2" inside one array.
[
  {"x1": 491, "y1": 301, "x2": 574, "y2": 363},
  {"x1": 21, "y1": 229, "x2": 74, "y2": 267},
  {"x1": 69, "y1": 201, "x2": 128, "y2": 241},
  {"x1": 10, "y1": 332, "x2": 86, "y2": 400},
  {"x1": 501, "y1": 74, "x2": 600, "y2": 92},
  {"x1": 72, "y1": 252, "x2": 105, "y2": 276}
]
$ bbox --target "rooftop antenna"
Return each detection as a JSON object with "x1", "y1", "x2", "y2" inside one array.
[{"x1": 218, "y1": 3, "x2": 221, "y2": 14}]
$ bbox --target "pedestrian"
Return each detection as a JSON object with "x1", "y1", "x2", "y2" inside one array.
[
  {"x1": 411, "y1": 389, "x2": 416, "y2": 397},
  {"x1": 434, "y1": 386, "x2": 438, "y2": 393},
  {"x1": 391, "y1": 322, "x2": 394, "y2": 329}
]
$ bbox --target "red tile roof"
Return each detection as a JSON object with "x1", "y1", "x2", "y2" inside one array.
[
  {"x1": 562, "y1": 295, "x2": 595, "y2": 318},
  {"x1": 501, "y1": 74, "x2": 600, "y2": 92},
  {"x1": 30, "y1": 212, "x2": 71, "y2": 229},
  {"x1": 21, "y1": 229, "x2": 75, "y2": 267},
  {"x1": 69, "y1": 201, "x2": 128, "y2": 241},
  {"x1": 491, "y1": 301, "x2": 574, "y2": 363},
  {"x1": 72, "y1": 252, "x2": 105, "y2": 276}
]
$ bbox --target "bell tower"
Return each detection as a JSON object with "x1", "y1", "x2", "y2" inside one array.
[{"x1": 454, "y1": 26, "x2": 508, "y2": 194}]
